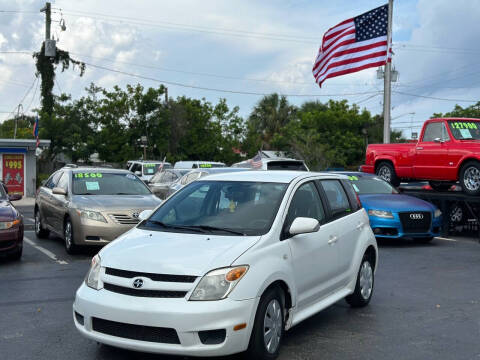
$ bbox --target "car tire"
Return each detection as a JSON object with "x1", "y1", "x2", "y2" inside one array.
[
  {"x1": 429, "y1": 181, "x2": 452, "y2": 192},
  {"x1": 34, "y1": 209, "x2": 50, "y2": 238},
  {"x1": 245, "y1": 287, "x2": 285, "y2": 360},
  {"x1": 460, "y1": 161, "x2": 480, "y2": 196},
  {"x1": 376, "y1": 162, "x2": 400, "y2": 187},
  {"x1": 414, "y1": 236, "x2": 434, "y2": 243},
  {"x1": 8, "y1": 246, "x2": 22, "y2": 261},
  {"x1": 64, "y1": 218, "x2": 79, "y2": 254},
  {"x1": 346, "y1": 255, "x2": 374, "y2": 308}
]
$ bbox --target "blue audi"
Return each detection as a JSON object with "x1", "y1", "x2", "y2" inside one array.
[{"x1": 336, "y1": 172, "x2": 442, "y2": 243}]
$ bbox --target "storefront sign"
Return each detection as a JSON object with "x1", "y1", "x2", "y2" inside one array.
[{"x1": 3, "y1": 154, "x2": 24, "y2": 195}]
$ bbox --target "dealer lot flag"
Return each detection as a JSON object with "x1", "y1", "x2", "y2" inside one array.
[{"x1": 313, "y1": 4, "x2": 391, "y2": 87}]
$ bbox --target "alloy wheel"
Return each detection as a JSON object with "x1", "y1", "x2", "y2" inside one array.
[
  {"x1": 378, "y1": 166, "x2": 391, "y2": 182},
  {"x1": 463, "y1": 166, "x2": 480, "y2": 191},
  {"x1": 359, "y1": 261, "x2": 373, "y2": 300},
  {"x1": 65, "y1": 222, "x2": 72, "y2": 249},
  {"x1": 263, "y1": 298, "x2": 282, "y2": 354},
  {"x1": 35, "y1": 212, "x2": 41, "y2": 234}
]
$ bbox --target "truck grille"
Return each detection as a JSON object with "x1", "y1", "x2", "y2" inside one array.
[
  {"x1": 104, "y1": 283, "x2": 187, "y2": 298},
  {"x1": 399, "y1": 212, "x2": 432, "y2": 233},
  {"x1": 92, "y1": 317, "x2": 180, "y2": 344},
  {"x1": 105, "y1": 267, "x2": 197, "y2": 283},
  {"x1": 109, "y1": 214, "x2": 139, "y2": 225}
]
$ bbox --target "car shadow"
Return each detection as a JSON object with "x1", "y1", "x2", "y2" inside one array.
[{"x1": 376, "y1": 237, "x2": 438, "y2": 248}]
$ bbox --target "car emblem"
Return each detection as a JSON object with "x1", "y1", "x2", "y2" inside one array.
[
  {"x1": 410, "y1": 213, "x2": 424, "y2": 220},
  {"x1": 132, "y1": 211, "x2": 140, "y2": 219},
  {"x1": 132, "y1": 278, "x2": 144, "y2": 289}
]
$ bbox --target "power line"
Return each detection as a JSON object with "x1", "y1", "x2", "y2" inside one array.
[
  {"x1": 392, "y1": 90, "x2": 477, "y2": 103},
  {"x1": 0, "y1": 10, "x2": 37, "y2": 14}
]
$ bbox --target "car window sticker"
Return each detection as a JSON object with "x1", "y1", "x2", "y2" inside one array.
[
  {"x1": 74, "y1": 173, "x2": 103, "y2": 178},
  {"x1": 459, "y1": 129, "x2": 472, "y2": 138},
  {"x1": 352, "y1": 184, "x2": 360, "y2": 192},
  {"x1": 85, "y1": 182, "x2": 100, "y2": 191}
]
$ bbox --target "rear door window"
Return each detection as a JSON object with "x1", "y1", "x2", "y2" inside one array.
[{"x1": 319, "y1": 180, "x2": 351, "y2": 220}]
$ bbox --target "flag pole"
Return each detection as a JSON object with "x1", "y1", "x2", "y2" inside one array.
[{"x1": 383, "y1": 0, "x2": 393, "y2": 144}]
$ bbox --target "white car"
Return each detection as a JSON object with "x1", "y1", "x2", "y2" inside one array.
[
  {"x1": 73, "y1": 171, "x2": 377, "y2": 359},
  {"x1": 128, "y1": 161, "x2": 172, "y2": 183}
]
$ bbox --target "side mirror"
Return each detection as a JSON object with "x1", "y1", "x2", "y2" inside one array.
[
  {"x1": 433, "y1": 137, "x2": 445, "y2": 143},
  {"x1": 138, "y1": 209, "x2": 153, "y2": 221},
  {"x1": 52, "y1": 187, "x2": 67, "y2": 196},
  {"x1": 135, "y1": 171, "x2": 142, "y2": 176},
  {"x1": 8, "y1": 194, "x2": 22, "y2": 201},
  {"x1": 289, "y1": 217, "x2": 320, "y2": 236}
]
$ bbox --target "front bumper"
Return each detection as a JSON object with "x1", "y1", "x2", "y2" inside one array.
[
  {"x1": 0, "y1": 225, "x2": 23, "y2": 253},
  {"x1": 368, "y1": 214, "x2": 442, "y2": 239},
  {"x1": 73, "y1": 283, "x2": 258, "y2": 357}
]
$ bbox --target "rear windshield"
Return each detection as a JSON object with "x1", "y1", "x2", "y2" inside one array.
[
  {"x1": 447, "y1": 121, "x2": 480, "y2": 140},
  {"x1": 143, "y1": 163, "x2": 163, "y2": 175},
  {"x1": 72, "y1": 172, "x2": 151, "y2": 195},
  {"x1": 267, "y1": 161, "x2": 308, "y2": 171}
]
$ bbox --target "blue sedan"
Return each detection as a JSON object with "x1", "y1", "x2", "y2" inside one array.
[{"x1": 339, "y1": 172, "x2": 442, "y2": 242}]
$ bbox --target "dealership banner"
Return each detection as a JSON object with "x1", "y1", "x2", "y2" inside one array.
[{"x1": 3, "y1": 154, "x2": 24, "y2": 195}]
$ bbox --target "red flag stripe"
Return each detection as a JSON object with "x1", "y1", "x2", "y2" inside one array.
[
  {"x1": 312, "y1": 37, "x2": 356, "y2": 73},
  {"x1": 323, "y1": 22, "x2": 354, "y2": 42},
  {"x1": 323, "y1": 18, "x2": 354, "y2": 39},
  {"x1": 322, "y1": 27, "x2": 356, "y2": 52},
  {"x1": 318, "y1": 60, "x2": 387, "y2": 87}
]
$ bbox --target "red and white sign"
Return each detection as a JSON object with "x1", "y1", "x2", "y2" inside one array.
[{"x1": 3, "y1": 154, "x2": 24, "y2": 195}]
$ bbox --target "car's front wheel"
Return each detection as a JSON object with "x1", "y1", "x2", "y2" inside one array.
[
  {"x1": 64, "y1": 218, "x2": 78, "y2": 254},
  {"x1": 346, "y1": 255, "x2": 374, "y2": 308},
  {"x1": 246, "y1": 287, "x2": 285, "y2": 359},
  {"x1": 8, "y1": 246, "x2": 22, "y2": 261},
  {"x1": 34, "y1": 209, "x2": 49, "y2": 238}
]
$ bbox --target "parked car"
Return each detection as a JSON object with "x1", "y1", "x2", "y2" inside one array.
[
  {"x1": 360, "y1": 118, "x2": 480, "y2": 195},
  {"x1": 165, "y1": 167, "x2": 250, "y2": 198},
  {"x1": 232, "y1": 157, "x2": 309, "y2": 171},
  {"x1": 128, "y1": 161, "x2": 173, "y2": 183},
  {"x1": 174, "y1": 161, "x2": 226, "y2": 169},
  {"x1": 337, "y1": 172, "x2": 442, "y2": 243},
  {"x1": 149, "y1": 169, "x2": 191, "y2": 199},
  {"x1": 35, "y1": 166, "x2": 162, "y2": 254},
  {"x1": 73, "y1": 171, "x2": 377, "y2": 358},
  {"x1": 0, "y1": 184, "x2": 23, "y2": 261}
]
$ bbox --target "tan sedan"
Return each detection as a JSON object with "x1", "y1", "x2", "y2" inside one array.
[{"x1": 35, "y1": 166, "x2": 161, "y2": 254}]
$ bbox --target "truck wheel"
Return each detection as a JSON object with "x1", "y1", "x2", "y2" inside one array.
[
  {"x1": 376, "y1": 162, "x2": 400, "y2": 187},
  {"x1": 429, "y1": 181, "x2": 452, "y2": 192},
  {"x1": 460, "y1": 161, "x2": 480, "y2": 196}
]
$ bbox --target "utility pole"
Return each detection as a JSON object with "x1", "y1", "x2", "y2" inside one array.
[
  {"x1": 14, "y1": 104, "x2": 23, "y2": 139},
  {"x1": 40, "y1": 2, "x2": 51, "y2": 41},
  {"x1": 383, "y1": 0, "x2": 393, "y2": 144}
]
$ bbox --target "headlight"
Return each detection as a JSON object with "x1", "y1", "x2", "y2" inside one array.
[
  {"x1": 77, "y1": 209, "x2": 107, "y2": 223},
  {"x1": 0, "y1": 219, "x2": 20, "y2": 229},
  {"x1": 368, "y1": 209, "x2": 394, "y2": 219},
  {"x1": 434, "y1": 209, "x2": 442, "y2": 218},
  {"x1": 189, "y1": 266, "x2": 249, "y2": 301},
  {"x1": 85, "y1": 254, "x2": 103, "y2": 290}
]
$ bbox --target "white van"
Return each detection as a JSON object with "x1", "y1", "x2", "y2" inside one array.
[
  {"x1": 173, "y1": 161, "x2": 225, "y2": 169},
  {"x1": 128, "y1": 161, "x2": 172, "y2": 182},
  {"x1": 232, "y1": 157, "x2": 309, "y2": 171}
]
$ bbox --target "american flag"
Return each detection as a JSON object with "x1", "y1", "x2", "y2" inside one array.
[
  {"x1": 312, "y1": 4, "x2": 391, "y2": 87},
  {"x1": 250, "y1": 151, "x2": 263, "y2": 169},
  {"x1": 32, "y1": 116, "x2": 39, "y2": 147}
]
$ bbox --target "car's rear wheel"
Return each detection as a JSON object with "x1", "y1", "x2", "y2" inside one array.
[
  {"x1": 64, "y1": 218, "x2": 78, "y2": 254},
  {"x1": 346, "y1": 255, "x2": 374, "y2": 308},
  {"x1": 460, "y1": 161, "x2": 480, "y2": 196},
  {"x1": 34, "y1": 209, "x2": 49, "y2": 238},
  {"x1": 376, "y1": 162, "x2": 400, "y2": 187},
  {"x1": 245, "y1": 287, "x2": 285, "y2": 360}
]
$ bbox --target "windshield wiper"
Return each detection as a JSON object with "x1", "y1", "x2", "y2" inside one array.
[
  {"x1": 145, "y1": 220, "x2": 207, "y2": 233},
  {"x1": 190, "y1": 225, "x2": 247, "y2": 236}
]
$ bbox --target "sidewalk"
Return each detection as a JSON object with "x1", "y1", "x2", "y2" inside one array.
[{"x1": 14, "y1": 196, "x2": 35, "y2": 231}]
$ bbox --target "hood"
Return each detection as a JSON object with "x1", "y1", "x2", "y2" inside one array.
[
  {"x1": 359, "y1": 193, "x2": 436, "y2": 212},
  {"x1": 0, "y1": 201, "x2": 16, "y2": 221},
  {"x1": 71, "y1": 194, "x2": 161, "y2": 211},
  {"x1": 100, "y1": 227, "x2": 260, "y2": 276}
]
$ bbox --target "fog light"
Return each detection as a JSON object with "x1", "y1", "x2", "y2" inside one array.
[{"x1": 373, "y1": 228, "x2": 381, "y2": 234}]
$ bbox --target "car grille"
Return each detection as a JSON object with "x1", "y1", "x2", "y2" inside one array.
[
  {"x1": 0, "y1": 240, "x2": 16, "y2": 250},
  {"x1": 104, "y1": 283, "x2": 187, "y2": 298},
  {"x1": 109, "y1": 214, "x2": 139, "y2": 225},
  {"x1": 92, "y1": 317, "x2": 180, "y2": 344},
  {"x1": 399, "y1": 212, "x2": 432, "y2": 233},
  {"x1": 105, "y1": 267, "x2": 197, "y2": 283}
]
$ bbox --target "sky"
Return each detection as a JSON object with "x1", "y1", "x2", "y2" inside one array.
[{"x1": 0, "y1": 0, "x2": 479, "y2": 139}]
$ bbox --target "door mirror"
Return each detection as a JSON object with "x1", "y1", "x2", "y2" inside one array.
[
  {"x1": 135, "y1": 171, "x2": 142, "y2": 176},
  {"x1": 433, "y1": 137, "x2": 444, "y2": 143},
  {"x1": 138, "y1": 209, "x2": 153, "y2": 221},
  {"x1": 8, "y1": 194, "x2": 22, "y2": 201},
  {"x1": 52, "y1": 187, "x2": 67, "y2": 196},
  {"x1": 289, "y1": 217, "x2": 320, "y2": 236}
]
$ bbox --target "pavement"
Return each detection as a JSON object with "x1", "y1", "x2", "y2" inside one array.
[
  {"x1": 14, "y1": 197, "x2": 35, "y2": 231},
  {"x1": 1, "y1": 203, "x2": 479, "y2": 360}
]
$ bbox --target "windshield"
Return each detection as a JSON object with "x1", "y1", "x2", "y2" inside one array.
[
  {"x1": 143, "y1": 163, "x2": 163, "y2": 175},
  {"x1": 448, "y1": 121, "x2": 480, "y2": 140},
  {"x1": 141, "y1": 180, "x2": 288, "y2": 236},
  {"x1": 72, "y1": 172, "x2": 151, "y2": 195},
  {"x1": 349, "y1": 176, "x2": 397, "y2": 194}
]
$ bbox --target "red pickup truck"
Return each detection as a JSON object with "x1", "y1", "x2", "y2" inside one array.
[{"x1": 360, "y1": 118, "x2": 480, "y2": 195}]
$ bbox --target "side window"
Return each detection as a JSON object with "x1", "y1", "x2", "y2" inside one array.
[
  {"x1": 341, "y1": 180, "x2": 362, "y2": 211},
  {"x1": 285, "y1": 182, "x2": 325, "y2": 231},
  {"x1": 131, "y1": 163, "x2": 141, "y2": 173},
  {"x1": 422, "y1": 122, "x2": 449, "y2": 142},
  {"x1": 320, "y1": 180, "x2": 351, "y2": 219},
  {"x1": 45, "y1": 172, "x2": 62, "y2": 189},
  {"x1": 56, "y1": 173, "x2": 69, "y2": 192}
]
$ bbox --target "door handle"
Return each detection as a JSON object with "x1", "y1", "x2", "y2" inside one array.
[
  {"x1": 356, "y1": 222, "x2": 365, "y2": 230},
  {"x1": 416, "y1": 147, "x2": 423, "y2": 150},
  {"x1": 328, "y1": 236, "x2": 338, "y2": 245}
]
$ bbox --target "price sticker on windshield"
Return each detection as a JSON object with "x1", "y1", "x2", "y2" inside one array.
[
  {"x1": 199, "y1": 163, "x2": 212, "y2": 168},
  {"x1": 74, "y1": 173, "x2": 103, "y2": 179},
  {"x1": 452, "y1": 122, "x2": 478, "y2": 130},
  {"x1": 348, "y1": 176, "x2": 359, "y2": 181}
]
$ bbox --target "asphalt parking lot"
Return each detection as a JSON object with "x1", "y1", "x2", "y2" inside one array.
[{"x1": 1, "y1": 207, "x2": 479, "y2": 360}]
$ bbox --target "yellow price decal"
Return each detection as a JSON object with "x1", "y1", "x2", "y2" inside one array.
[{"x1": 74, "y1": 173, "x2": 103, "y2": 179}]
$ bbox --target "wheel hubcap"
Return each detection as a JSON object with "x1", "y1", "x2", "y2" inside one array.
[
  {"x1": 463, "y1": 166, "x2": 480, "y2": 191},
  {"x1": 65, "y1": 222, "x2": 72, "y2": 248},
  {"x1": 450, "y1": 207, "x2": 463, "y2": 222},
  {"x1": 359, "y1": 261, "x2": 373, "y2": 300},
  {"x1": 35, "y1": 213, "x2": 41, "y2": 234},
  {"x1": 263, "y1": 299, "x2": 282, "y2": 354},
  {"x1": 378, "y1": 166, "x2": 391, "y2": 182}
]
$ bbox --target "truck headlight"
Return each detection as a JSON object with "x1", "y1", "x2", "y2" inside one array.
[
  {"x1": 77, "y1": 209, "x2": 107, "y2": 223},
  {"x1": 434, "y1": 209, "x2": 442, "y2": 218},
  {"x1": 85, "y1": 254, "x2": 103, "y2": 290},
  {"x1": 368, "y1": 209, "x2": 394, "y2": 219},
  {"x1": 189, "y1": 266, "x2": 249, "y2": 301}
]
